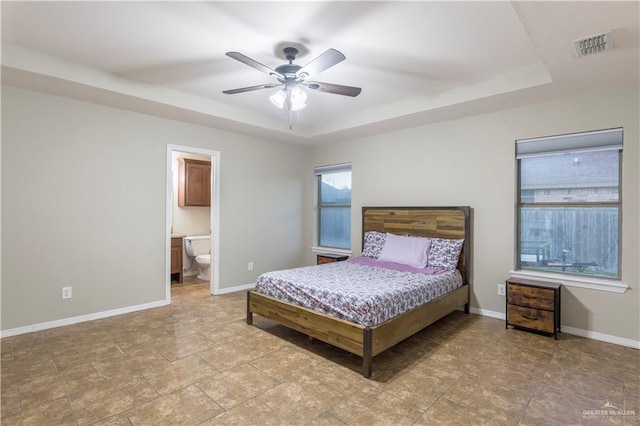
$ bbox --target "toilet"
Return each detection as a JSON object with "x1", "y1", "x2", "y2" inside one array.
[{"x1": 184, "y1": 235, "x2": 211, "y2": 281}]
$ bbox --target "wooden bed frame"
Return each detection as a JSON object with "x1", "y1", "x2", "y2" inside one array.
[{"x1": 246, "y1": 206, "x2": 472, "y2": 378}]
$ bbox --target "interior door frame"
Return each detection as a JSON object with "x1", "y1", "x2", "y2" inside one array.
[{"x1": 165, "y1": 144, "x2": 221, "y2": 302}]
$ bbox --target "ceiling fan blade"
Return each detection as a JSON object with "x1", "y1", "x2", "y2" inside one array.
[
  {"x1": 304, "y1": 81, "x2": 362, "y2": 97},
  {"x1": 222, "y1": 83, "x2": 281, "y2": 94},
  {"x1": 296, "y1": 48, "x2": 346, "y2": 81},
  {"x1": 226, "y1": 52, "x2": 285, "y2": 80}
]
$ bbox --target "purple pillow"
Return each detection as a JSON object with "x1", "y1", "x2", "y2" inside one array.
[
  {"x1": 378, "y1": 233, "x2": 431, "y2": 268},
  {"x1": 428, "y1": 238, "x2": 464, "y2": 270},
  {"x1": 362, "y1": 231, "x2": 387, "y2": 258}
]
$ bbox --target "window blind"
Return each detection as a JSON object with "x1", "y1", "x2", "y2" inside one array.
[
  {"x1": 314, "y1": 163, "x2": 351, "y2": 175},
  {"x1": 516, "y1": 128, "x2": 623, "y2": 159}
]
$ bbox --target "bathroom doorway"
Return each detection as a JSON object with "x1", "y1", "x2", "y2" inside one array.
[{"x1": 165, "y1": 144, "x2": 220, "y2": 302}]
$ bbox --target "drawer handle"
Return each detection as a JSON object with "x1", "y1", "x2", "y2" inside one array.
[{"x1": 520, "y1": 311, "x2": 538, "y2": 320}]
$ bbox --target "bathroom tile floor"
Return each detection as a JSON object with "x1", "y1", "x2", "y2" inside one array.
[{"x1": 1, "y1": 279, "x2": 638, "y2": 425}]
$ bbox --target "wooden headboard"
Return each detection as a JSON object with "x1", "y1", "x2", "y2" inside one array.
[{"x1": 362, "y1": 206, "x2": 471, "y2": 285}]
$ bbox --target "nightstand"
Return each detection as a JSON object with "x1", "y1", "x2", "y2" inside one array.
[
  {"x1": 506, "y1": 277, "x2": 561, "y2": 339},
  {"x1": 316, "y1": 254, "x2": 349, "y2": 265}
]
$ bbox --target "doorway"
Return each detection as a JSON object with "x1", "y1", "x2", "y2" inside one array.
[{"x1": 165, "y1": 144, "x2": 220, "y2": 303}]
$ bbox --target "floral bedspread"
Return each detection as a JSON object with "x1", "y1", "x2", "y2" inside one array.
[{"x1": 253, "y1": 260, "x2": 462, "y2": 327}]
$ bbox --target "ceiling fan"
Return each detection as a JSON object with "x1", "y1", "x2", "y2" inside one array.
[{"x1": 222, "y1": 47, "x2": 361, "y2": 113}]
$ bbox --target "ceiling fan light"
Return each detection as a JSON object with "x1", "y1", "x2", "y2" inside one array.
[
  {"x1": 269, "y1": 89, "x2": 286, "y2": 109},
  {"x1": 290, "y1": 101, "x2": 306, "y2": 112},
  {"x1": 290, "y1": 87, "x2": 307, "y2": 111}
]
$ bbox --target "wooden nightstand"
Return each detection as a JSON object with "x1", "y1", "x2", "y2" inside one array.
[
  {"x1": 506, "y1": 277, "x2": 561, "y2": 339},
  {"x1": 317, "y1": 254, "x2": 349, "y2": 265}
]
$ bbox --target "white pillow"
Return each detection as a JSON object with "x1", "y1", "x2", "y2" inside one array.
[{"x1": 377, "y1": 233, "x2": 430, "y2": 268}]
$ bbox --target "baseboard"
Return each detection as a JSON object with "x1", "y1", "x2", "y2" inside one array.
[
  {"x1": 4, "y1": 297, "x2": 636, "y2": 350},
  {"x1": 560, "y1": 325, "x2": 640, "y2": 349},
  {"x1": 1, "y1": 283, "x2": 255, "y2": 337},
  {"x1": 470, "y1": 307, "x2": 639, "y2": 349},
  {"x1": 470, "y1": 307, "x2": 506, "y2": 320},
  {"x1": 215, "y1": 283, "x2": 255, "y2": 295},
  {"x1": 0, "y1": 299, "x2": 169, "y2": 338}
]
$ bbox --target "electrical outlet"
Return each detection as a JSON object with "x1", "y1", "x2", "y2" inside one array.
[
  {"x1": 61, "y1": 286, "x2": 72, "y2": 300},
  {"x1": 497, "y1": 284, "x2": 506, "y2": 297},
  {"x1": 248, "y1": 262, "x2": 254, "y2": 271}
]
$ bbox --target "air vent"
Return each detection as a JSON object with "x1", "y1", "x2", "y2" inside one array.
[{"x1": 573, "y1": 31, "x2": 613, "y2": 57}]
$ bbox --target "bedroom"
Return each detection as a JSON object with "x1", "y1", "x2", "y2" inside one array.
[{"x1": 1, "y1": 1, "x2": 638, "y2": 424}]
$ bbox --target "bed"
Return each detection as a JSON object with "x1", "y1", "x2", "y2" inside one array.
[{"x1": 246, "y1": 206, "x2": 471, "y2": 378}]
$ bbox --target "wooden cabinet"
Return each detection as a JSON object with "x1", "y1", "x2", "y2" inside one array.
[
  {"x1": 317, "y1": 254, "x2": 349, "y2": 265},
  {"x1": 171, "y1": 237, "x2": 183, "y2": 283},
  {"x1": 506, "y1": 277, "x2": 561, "y2": 339},
  {"x1": 178, "y1": 158, "x2": 211, "y2": 207}
]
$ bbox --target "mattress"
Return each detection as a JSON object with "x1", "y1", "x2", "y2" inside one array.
[{"x1": 253, "y1": 257, "x2": 463, "y2": 327}]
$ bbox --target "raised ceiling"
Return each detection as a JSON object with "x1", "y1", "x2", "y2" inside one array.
[{"x1": 2, "y1": 1, "x2": 638, "y2": 145}]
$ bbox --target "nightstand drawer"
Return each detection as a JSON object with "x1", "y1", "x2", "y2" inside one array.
[
  {"x1": 317, "y1": 254, "x2": 349, "y2": 265},
  {"x1": 507, "y1": 283, "x2": 555, "y2": 311},
  {"x1": 507, "y1": 305, "x2": 555, "y2": 334}
]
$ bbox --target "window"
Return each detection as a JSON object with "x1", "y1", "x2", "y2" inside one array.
[
  {"x1": 516, "y1": 128, "x2": 622, "y2": 279},
  {"x1": 315, "y1": 163, "x2": 352, "y2": 250}
]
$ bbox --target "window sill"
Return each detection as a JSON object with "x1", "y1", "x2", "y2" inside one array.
[
  {"x1": 509, "y1": 270, "x2": 628, "y2": 294},
  {"x1": 311, "y1": 246, "x2": 352, "y2": 256}
]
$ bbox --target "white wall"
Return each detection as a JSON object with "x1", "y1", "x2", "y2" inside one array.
[
  {"x1": 1, "y1": 86, "x2": 309, "y2": 331},
  {"x1": 309, "y1": 87, "x2": 639, "y2": 343}
]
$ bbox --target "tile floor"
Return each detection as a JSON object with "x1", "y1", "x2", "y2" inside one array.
[{"x1": 1, "y1": 277, "x2": 638, "y2": 425}]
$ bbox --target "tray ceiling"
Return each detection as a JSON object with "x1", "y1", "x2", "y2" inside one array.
[{"x1": 2, "y1": 1, "x2": 638, "y2": 144}]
